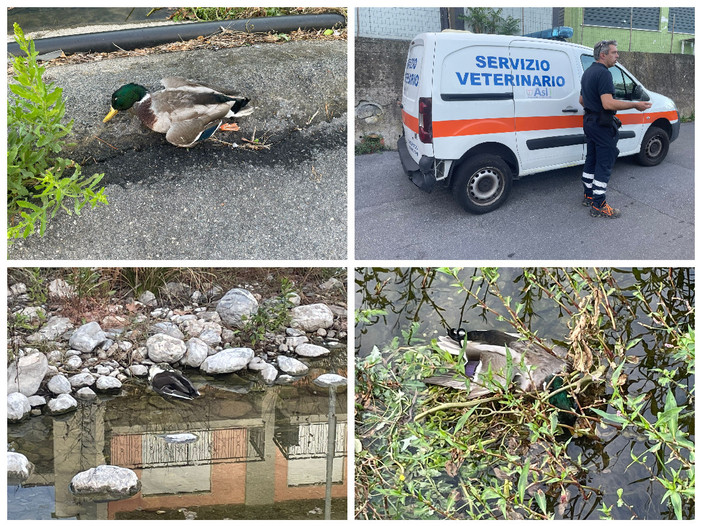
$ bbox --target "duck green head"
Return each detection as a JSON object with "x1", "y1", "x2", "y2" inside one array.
[
  {"x1": 545, "y1": 375, "x2": 577, "y2": 428},
  {"x1": 103, "y1": 83, "x2": 148, "y2": 122}
]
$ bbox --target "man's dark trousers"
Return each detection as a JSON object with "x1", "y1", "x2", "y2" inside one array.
[{"x1": 582, "y1": 113, "x2": 619, "y2": 207}]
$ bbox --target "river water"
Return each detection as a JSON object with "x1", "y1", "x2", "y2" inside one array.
[{"x1": 8, "y1": 372, "x2": 347, "y2": 520}]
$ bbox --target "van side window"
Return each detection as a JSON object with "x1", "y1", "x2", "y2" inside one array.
[{"x1": 580, "y1": 54, "x2": 638, "y2": 101}]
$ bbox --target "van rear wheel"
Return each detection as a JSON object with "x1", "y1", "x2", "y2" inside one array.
[
  {"x1": 453, "y1": 154, "x2": 513, "y2": 214},
  {"x1": 636, "y1": 126, "x2": 670, "y2": 166}
]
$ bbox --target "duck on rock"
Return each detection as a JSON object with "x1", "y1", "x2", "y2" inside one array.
[
  {"x1": 426, "y1": 327, "x2": 577, "y2": 426},
  {"x1": 149, "y1": 363, "x2": 200, "y2": 400},
  {"x1": 103, "y1": 77, "x2": 253, "y2": 147}
]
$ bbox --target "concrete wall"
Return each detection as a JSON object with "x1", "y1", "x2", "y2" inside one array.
[
  {"x1": 355, "y1": 37, "x2": 408, "y2": 147},
  {"x1": 355, "y1": 37, "x2": 694, "y2": 149},
  {"x1": 617, "y1": 51, "x2": 694, "y2": 119}
]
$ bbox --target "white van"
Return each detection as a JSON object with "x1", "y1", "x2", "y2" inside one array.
[{"x1": 398, "y1": 31, "x2": 680, "y2": 213}]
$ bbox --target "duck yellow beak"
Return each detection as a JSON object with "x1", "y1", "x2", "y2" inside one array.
[{"x1": 103, "y1": 107, "x2": 119, "y2": 123}]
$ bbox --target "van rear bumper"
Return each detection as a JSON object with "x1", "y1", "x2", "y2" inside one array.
[{"x1": 398, "y1": 136, "x2": 436, "y2": 193}]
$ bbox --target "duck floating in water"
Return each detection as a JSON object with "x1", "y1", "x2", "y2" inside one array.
[
  {"x1": 149, "y1": 363, "x2": 200, "y2": 400},
  {"x1": 103, "y1": 77, "x2": 253, "y2": 147},
  {"x1": 427, "y1": 327, "x2": 576, "y2": 425}
]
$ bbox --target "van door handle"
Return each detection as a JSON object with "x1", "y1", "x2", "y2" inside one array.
[{"x1": 562, "y1": 108, "x2": 579, "y2": 113}]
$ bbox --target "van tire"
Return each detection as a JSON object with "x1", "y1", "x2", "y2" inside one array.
[
  {"x1": 636, "y1": 126, "x2": 670, "y2": 167},
  {"x1": 453, "y1": 154, "x2": 513, "y2": 214}
]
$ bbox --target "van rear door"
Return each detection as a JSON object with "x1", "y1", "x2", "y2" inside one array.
[
  {"x1": 510, "y1": 41, "x2": 584, "y2": 173},
  {"x1": 432, "y1": 40, "x2": 517, "y2": 162},
  {"x1": 402, "y1": 38, "x2": 429, "y2": 163}
]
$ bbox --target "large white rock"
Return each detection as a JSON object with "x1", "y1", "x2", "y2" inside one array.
[
  {"x1": 27, "y1": 316, "x2": 74, "y2": 344},
  {"x1": 260, "y1": 363, "x2": 278, "y2": 384},
  {"x1": 294, "y1": 343, "x2": 330, "y2": 357},
  {"x1": 200, "y1": 348, "x2": 254, "y2": 374},
  {"x1": 47, "y1": 374, "x2": 72, "y2": 395},
  {"x1": 47, "y1": 393, "x2": 78, "y2": 415},
  {"x1": 8, "y1": 452, "x2": 34, "y2": 484},
  {"x1": 181, "y1": 338, "x2": 209, "y2": 368},
  {"x1": 128, "y1": 364, "x2": 149, "y2": 377},
  {"x1": 70, "y1": 465, "x2": 141, "y2": 500},
  {"x1": 7, "y1": 352, "x2": 49, "y2": 396},
  {"x1": 216, "y1": 288, "x2": 259, "y2": 328},
  {"x1": 68, "y1": 372, "x2": 95, "y2": 388},
  {"x1": 8, "y1": 392, "x2": 32, "y2": 422},
  {"x1": 290, "y1": 304, "x2": 334, "y2": 332},
  {"x1": 95, "y1": 376, "x2": 122, "y2": 391},
  {"x1": 277, "y1": 356, "x2": 309, "y2": 375},
  {"x1": 151, "y1": 321, "x2": 185, "y2": 340},
  {"x1": 146, "y1": 333, "x2": 187, "y2": 363},
  {"x1": 64, "y1": 355, "x2": 83, "y2": 370},
  {"x1": 314, "y1": 373, "x2": 348, "y2": 388},
  {"x1": 69, "y1": 322, "x2": 107, "y2": 353},
  {"x1": 75, "y1": 387, "x2": 97, "y2": 400}
]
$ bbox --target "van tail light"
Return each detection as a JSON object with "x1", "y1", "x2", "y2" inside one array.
[{"x1": 418, "y1": 97, "x2": 433, "y2": 143}]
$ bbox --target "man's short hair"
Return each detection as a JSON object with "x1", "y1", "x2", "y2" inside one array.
[{"x1": 594, "y1": 40, "x2": 617, "y2": 59}]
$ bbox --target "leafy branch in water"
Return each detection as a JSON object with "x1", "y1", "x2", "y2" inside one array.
[
  {"x1": 356, "y1": 267, "x2": 694, "y2": 519},
  {"x1": 8, "y1": 23, "x2": 107, "y2": 240}
]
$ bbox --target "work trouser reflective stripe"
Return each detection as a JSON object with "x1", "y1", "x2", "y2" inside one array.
[{"x1": 582, "y1": 114, "x2": 619, "y2": 205}]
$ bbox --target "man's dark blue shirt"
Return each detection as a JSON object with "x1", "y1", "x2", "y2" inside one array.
[{"x1": 580, "y1": 62, "x2": 615, "y2": 113}]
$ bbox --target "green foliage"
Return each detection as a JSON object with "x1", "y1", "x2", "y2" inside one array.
[
  {"x1": 8, "y1": 23, "x2": 107, "y2": 240},
  {"x1": 240, "y1": 278, "x2": 297, "y2": 345},
  {"x1": 592, "y1": 330, "x2": 694, "y2": 520},
  {"x1": 459, "y1": 8, "x2": 521, "y2": 35},
  {"x1": 355, "y1": 134, "x2": 387, "y2": 155}
]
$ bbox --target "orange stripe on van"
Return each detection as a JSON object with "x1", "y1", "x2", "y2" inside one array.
[
  {"x1": 619, "y1": 110, "x2": 679, "y2": 125},
  {"x1": 432, "y1": 110, "x2": 678, "y2": 138},
  {"x1": 402, "y1": 110, "x2": 419, "y2": 133}
]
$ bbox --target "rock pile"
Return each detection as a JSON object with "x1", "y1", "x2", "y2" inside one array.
[{"x1": 7, "y1": 281, "x2": 347, "y2": 423}]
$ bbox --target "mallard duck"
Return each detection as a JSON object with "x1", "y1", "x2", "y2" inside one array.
[
  {"x1": 426, "y1": 327, "x2": 576, "y2": 425},
  {"x1": 149, "y1": 363, "x2": 200, "y2": 400},
  {"x1": 103, "y1": 77, "x2": 253, "y2": 147}
]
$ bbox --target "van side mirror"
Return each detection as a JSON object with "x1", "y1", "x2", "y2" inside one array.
[{"x1": 632, "y1": 84, "x2": 650, "y2": 101}]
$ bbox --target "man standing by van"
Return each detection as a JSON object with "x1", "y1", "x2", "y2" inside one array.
[{"x1": 580, "y1": 40, "x2": 652, "y2": 218}]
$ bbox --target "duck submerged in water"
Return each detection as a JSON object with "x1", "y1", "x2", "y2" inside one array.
[
  {"x1": 426, "y1": 327, "x2": 577, "y2": 426},
  {"x1": 103, "y1": 77, "x2": 253, "y2": 147},
  {"x1": 149, "y1": 363, "x2": 200, "y2": 400}
]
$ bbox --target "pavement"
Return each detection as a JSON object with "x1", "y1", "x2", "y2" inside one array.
[
  {"x1": 9, "y1": 39, "x2": 347, "y2": 260},
  {"x1": 355, "y1": 122, "x2": 694, "y2": 261}
]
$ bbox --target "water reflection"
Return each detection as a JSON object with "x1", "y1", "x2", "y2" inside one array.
[
  {"x1": 8, "y1": 377, "x2": 347, "y2": 520},
  {"x1": 355, "y1": 267, "x2": 694, "y2": 520}
]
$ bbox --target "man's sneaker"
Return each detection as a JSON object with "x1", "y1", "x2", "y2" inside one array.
[
  {"x1": 590, "y1": 201, "x2": 621, "y2": 218},
  {"x1": 582, "y1": 194, "x2": 593, "y2": 207}
]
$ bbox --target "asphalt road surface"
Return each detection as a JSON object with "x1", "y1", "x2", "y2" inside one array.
[
  {"x1": 9, "y1": 119, "x2": 346, "y2": 260},
  {"x1": 355, "y1": 122, "x2": 694, "y2": 261}
]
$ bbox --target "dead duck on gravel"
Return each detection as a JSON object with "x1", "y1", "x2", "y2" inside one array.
[
  {"x1": 103, "y1": 77, "x2": 253, "y2": 147},
  {"x1": 148, "y1": 363, "x2": 200, "y2": 400}
]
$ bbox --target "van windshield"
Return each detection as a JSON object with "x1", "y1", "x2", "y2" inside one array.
[{"x1": 580, "y1": 54, "x2": 638, "y2": 100}]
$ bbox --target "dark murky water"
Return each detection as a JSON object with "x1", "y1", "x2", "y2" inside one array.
[
  {"x1": 8, "y1": 371, "x2": 347, "y2": 520},
  {"x1": 355, "y1": 267, "x2": 694, "y2": 520}
]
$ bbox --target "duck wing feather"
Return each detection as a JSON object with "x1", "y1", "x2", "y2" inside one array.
[{"x1": 152, "y1": 371, "x2": 200, "y2": 399}]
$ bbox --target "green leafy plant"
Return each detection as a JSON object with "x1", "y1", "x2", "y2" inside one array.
[
  {"x1": 8, "y1": 23, "x2": 107, "y2": 240},
  {"x1": 240, "y1": 278, "x2": 297, "y2": 345},
  {"x1": 355, "y1": 134, "x2": 387, "y2": 155}
]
